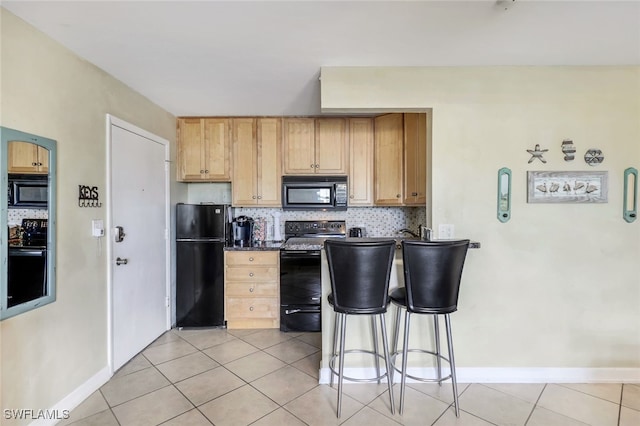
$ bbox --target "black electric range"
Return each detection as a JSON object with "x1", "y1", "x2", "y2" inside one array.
[{"x1": 279, "y1": 220, "x2": 345, "y2": 332}]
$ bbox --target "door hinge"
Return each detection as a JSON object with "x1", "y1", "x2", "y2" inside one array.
[{"x1": 166, "y1": 297, "x2": 170, "y2": 307}]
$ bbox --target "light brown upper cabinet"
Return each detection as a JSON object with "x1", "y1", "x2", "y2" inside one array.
[
  {"x1": 374, "y1": 114, "x2": 404, "y2": 205},
  {"x1": 232, "y1": 118, "x2": 282, "y2": 207},
  {"x1": 374, "y1": 113, "x2": 427, "y2": 206},
  {"x1": 283, "y1": 118, "x2": 348, "y2": 175},
  {"x1": 348, "y1": 118, "x2": 374, "y2": 206},
  {"x1": 177, "y1": 118, "x2": 231, "y2": 181},
  {"x1": 8, "y1": 141, "x2": 49, "y2": 174},
  {"x1": 403, "y1": 113, "x2": 427, "y2": 205}
]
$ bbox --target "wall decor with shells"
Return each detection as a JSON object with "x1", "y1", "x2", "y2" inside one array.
[{"x1": 527, "y1": 171, "x2": 608, "y2": 203}]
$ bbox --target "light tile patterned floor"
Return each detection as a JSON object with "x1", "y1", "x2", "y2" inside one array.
[{"x1": 61, "y1": 328, "x2": 640, "y2": 426}]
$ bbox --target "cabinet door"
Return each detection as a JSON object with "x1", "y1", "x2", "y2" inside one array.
[
  {"x1": 348, "y1": 118, "x2": 373, "y2": 205},
  {"x1": 8, "y1": 141, "x2": 41, "y2": 174},
  {"x1": 232, "y1": 118, "x2": 258, "y2": 206},
  {"x1": 374, "y1": 114, "x2": 404, "y2": 205},
  {"x1": 403, "y1": 113, "x2": 427, "y2": 205},
  {"x1": 177, "y1": 118, "x2": 205, "y2": 181},
  {"x1": 283, "y1": 118, "x2": 315, "y2": 174},
  {"x1": 316, "y1": 118, "x2": 348, "y2": 174},
  {"x1": 36, "y1": 146, "x2": 49, "y2": 174},
  {"x1": 203, "y1": 118, "x2": 231, "y2": 181},
  {"x1": 256, "y1": 118, "x2": 282, "y2": 206}
]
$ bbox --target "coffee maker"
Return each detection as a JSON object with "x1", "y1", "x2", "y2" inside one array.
[{"x1": 232, "y1": 215, "x2": 254, "y2": 246}]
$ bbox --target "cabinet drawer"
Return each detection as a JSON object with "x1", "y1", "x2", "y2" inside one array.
[
  {"x1": 226, "y1": 282, "x2": 278, "y2": 297},
  {"x1": 225, "y1": 251, "x2": 278, "y2": 266},
  {"x1": 226, "y1": 297, "x2": 279, "y2": 319},
  {"x1": 225, "y1": 267, "x2": 279, "y2": 282}
]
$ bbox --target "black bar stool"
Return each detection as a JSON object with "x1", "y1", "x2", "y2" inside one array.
[
  {"x1": 390, "y1": 239, "x2": 470, "y2": 416},
  {"x1": 325, "y1": 239, "x2": 396, "y2": 418}
]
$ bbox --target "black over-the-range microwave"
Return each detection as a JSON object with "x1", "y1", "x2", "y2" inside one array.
[
  {"x1": 8, "y1": 174, "x2": 48, "y2": 209},
  {"x1": 282, "y1": 175, "x2": 348, "y2": 211}
]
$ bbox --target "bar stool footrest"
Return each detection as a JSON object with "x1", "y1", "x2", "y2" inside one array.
[
  {"x1": 329, "y1": 349, "x2": 390, "y2": 383},
  {"x1": 391, "y1": 349, "x2": 453, "y2": 382}
]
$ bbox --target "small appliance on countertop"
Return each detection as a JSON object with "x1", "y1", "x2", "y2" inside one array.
[
  {"x1": 232, "y1": 215, "x2": 254, "y2": 246},
  {"x1": 348, "y1": 227, "x2": 364, "y2": 237}
]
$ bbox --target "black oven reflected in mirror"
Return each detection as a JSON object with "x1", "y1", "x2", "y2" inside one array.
[{"x1": 1, "y1": 126, "x2": 57, "y2": 320}]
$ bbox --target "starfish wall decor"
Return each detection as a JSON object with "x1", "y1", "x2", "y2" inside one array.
[{"x1": 527, "y1": 144, "x2": 548, "y2": 163}]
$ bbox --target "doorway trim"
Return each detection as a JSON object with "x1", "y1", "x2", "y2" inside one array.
[{"x1": 106, "y1": 114, "x2": 171, "y2": 374}]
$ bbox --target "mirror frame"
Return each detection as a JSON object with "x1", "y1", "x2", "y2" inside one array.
[{"x1": 0, "y1": 126, "x2": 57, "y2": 320}]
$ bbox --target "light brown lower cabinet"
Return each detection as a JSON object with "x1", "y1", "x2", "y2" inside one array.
[{"x1": 224, "y1": 251, "x2": 280, "y2": 329}]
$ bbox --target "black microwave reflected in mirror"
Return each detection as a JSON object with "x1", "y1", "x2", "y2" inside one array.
[{"x1": 1, "y1": 126, "x2": 57, "y2": 320}]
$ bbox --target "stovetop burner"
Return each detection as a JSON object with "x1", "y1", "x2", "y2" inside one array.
[
  {"x1": 20, "y1": 218, "x2": 48, "y2": 247},
  {"x1": 283, "y1": 220, "x2": 346, "y2": 251}
]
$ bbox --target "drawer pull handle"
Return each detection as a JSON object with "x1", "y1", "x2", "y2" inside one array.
[
  {"x1": 249, "y1": 257, "x2": 254, "y2": 261},
  {"x1": 249, "y1": 272, "x2": 254, "y2": 277},
  {"x1": 249, "y1": 287, "x2": 254, "y2": 292},
  {"x1": 249, "y1": 306, "x2": 254, "y2": 311}
]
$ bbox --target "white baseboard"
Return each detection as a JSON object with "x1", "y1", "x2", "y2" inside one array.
[
  {"x1": 319, "y1": 367, "x2": 640, "y2": 384},
  {"x1": 28, "y1": 366, "x2": 112, "y2": 426}
]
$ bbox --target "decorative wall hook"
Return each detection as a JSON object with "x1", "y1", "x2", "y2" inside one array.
[
  {"x1": 78, "y1": 185, "x2": 102, "y2": 208},
  {"x1": 561, "y1": 139, "x2": 576, "y2": 161},
  {"x1": 527, "y1": 144, "x2": 548, "y2": 164},
  {"x1": 584, "y1": 149, "x2": 604, "y2": 166}
]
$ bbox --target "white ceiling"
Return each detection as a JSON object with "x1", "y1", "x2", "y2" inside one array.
[{"x1": 3, "y1": 1, "x2": 640, "y2": 116}]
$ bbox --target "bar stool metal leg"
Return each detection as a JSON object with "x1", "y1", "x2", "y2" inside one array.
[
  {"x1": 371, "y1": 316, "x2": 381, "y2": 384},
  {"x1": 330, "y1": 313, "x2": 341, "y2": 388},
  {"x1": 391, "y1": 305, "x2": 402, "y2": 383},
  {"x1": 445, "y1": 314, "x2": 460, "y2": 417},
  {"x1": 399, "y1": 310, "x2": 412, "y2": 415},
  {"x1": 379, "y1": 313, "x2": 395, "y2": 414},
  {"x1": 337, "y1": 313, "x2": 347, "y2": 418},
  {"x1": 434, "y1": 315, "x2": 442, "y2": 385}
]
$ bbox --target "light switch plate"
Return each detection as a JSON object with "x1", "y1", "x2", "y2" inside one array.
[
  {"x1": 438, "y1": 224, "x2": 455, "y2": 239},
  {"x1": 92, "y1": 219, "x2": 104, "y2": 237}
]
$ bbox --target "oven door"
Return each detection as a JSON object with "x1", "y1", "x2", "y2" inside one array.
[
  {"x1": 280, "y1": 250, "x2": 322, "y2": 332},
  {"x1": 8, "y1": 247, "x2": 47, "y2": 308}
]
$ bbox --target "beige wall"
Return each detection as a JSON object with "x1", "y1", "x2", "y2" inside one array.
[
  {"x1": 1, "y1": 9, "x2": 178, "y2": 421},
  {"x1": 321, "y1": 67, "x2": 640, "y2": 370}
]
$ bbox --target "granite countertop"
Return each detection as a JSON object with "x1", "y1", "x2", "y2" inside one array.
[
  {"x1": 224, "y1": 241, "x2": 284, "y2": 251},
  {"x1": 224, "y1": 239, "x2": 480, "y2": 251}
]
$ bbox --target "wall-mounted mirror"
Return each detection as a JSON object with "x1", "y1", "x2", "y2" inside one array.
[{"x1": 1, "y1": 127, "x2": 57, "y2": 320}]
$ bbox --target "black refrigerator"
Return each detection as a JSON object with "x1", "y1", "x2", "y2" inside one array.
[{"x1": 176, "y1": 203, "x2": 230, "y2": 327}]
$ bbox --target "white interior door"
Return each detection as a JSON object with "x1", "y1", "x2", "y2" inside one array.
[{"x1": 109, "y1": 117, "x2": 169, "y2": 371}]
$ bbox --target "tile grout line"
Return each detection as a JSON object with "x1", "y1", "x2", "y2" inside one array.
[
  {"x1": 524, "y1": 382, "x2": 547, "y2": 426},
  {"x1": 617, "y1": 384, "x2": 624, "y2": 426}
]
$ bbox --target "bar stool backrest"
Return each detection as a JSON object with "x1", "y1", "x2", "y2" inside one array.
[
  {"x1": 325, "y1": 239, "x2": 396, "y2": 314},
  {"x1": 402, "y1": 240, "x2": 470, "y2": 314}
]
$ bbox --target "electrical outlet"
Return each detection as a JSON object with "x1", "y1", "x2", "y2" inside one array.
[{"x1": 438, "y1": 224, "x2": 455, "y2": 239}]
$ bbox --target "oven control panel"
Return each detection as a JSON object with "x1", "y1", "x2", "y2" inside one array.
[{"x1": 284, "y1": 220, "x2": 346, "y2": 237}]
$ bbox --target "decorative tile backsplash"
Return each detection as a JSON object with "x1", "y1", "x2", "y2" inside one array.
[
  {"x1": 233, "y1": 206, "x2": 426, "y2": 240},
  {"x1": 8, "y1": 208, "x2": 48, "y2": 225}
]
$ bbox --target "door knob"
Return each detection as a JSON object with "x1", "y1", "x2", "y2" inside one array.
[{"x1": 116, "y1": 257, "x2": 129, "y2": 266}]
